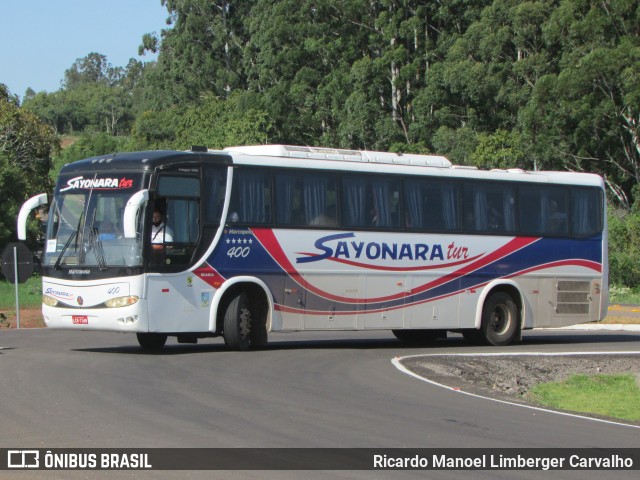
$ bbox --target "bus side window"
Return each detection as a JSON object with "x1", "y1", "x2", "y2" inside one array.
[
  {"x1": 571, "y1": 188, "x2": 601, "y2": 236},
  {"x1": 341, "y1": 175, "x2": 399, "y2": 229},
  {"x1": 229, "y1": 169, "x2": 271, "y2": 224},
  {"x1": 463, "y1": 183, "x2": 515, "y2": 234},
  {"x1": 405, "y1": 179, "x2": 459, "y2": 231},
  {"x1": 519, "y1": 186, "x2": 568, "y2": 236},
  {"x1": 275, "y1": 171, "x2": 337, "y2": 227},
  {"x1": 518, "y1": 187, "x2": 542, "y2": 234},
  {"x1": 304, "y1": 174, "x2": 337, "y2": 227}
]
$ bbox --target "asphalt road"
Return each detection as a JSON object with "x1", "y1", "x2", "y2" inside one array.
[{"x1": 1, "y1": 328, "x2": 639, "y2": 480}]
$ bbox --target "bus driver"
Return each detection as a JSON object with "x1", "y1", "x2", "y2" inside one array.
[{"x1": 151, "y1": 209, "x2": 173, "y2": 245}]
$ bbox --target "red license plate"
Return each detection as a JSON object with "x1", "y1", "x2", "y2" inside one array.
[{"x1": 72, "y1": 315, "x2": 88, "y2": 325}]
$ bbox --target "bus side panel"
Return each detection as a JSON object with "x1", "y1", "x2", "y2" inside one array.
[
  {"x1": 146, "y1": 273, "x2": 213, "y2": 333},
  {"x1": 204, "y1": 228, "x2": 605, "y2": 333},
  {"x1": 362, "y1": 274, "x2": 404, "y2": 329},
  {"x1": 302, "y1": 273, "x2": 361, "y2": 330},
  {"x1": 405, "y1": 273, "x2": 461, "y2": 329}
]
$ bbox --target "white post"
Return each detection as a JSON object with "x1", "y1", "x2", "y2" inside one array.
[{"x1": 13, "y1": 246, "x2": 20, "y2": 329}]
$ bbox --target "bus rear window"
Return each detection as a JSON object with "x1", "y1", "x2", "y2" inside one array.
[{"x1": 571, "y1": 188, "x2": 602, "y2": 237}]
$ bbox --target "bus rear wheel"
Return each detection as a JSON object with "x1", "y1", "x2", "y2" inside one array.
[
  {"x1": 480, "y1": 292, "x2": 519, "y2": 346},
  {"x1": 223, "y1": 292, "x2": 253, "y2": 351},
  {"x1": 137, "y1": 332, "x2": 167, "y2": 351}
]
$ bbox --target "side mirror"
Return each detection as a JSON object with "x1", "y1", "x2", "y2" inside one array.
[
  {"x1": 17, "y1": 193, "x2": 48, "y2": 240},
  {"x1": 123, "y1": 190, "x2": 149, "y2": 239}
]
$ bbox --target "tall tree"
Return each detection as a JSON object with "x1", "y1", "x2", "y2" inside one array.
[
  {"x1": 521, "y1": 0, "x2": 640, "y2": 207},
  {"x1": 141, "y1": 0, "x2": 254, "y2": 107},
  {"x1": 0, "y1": 85, "x2": 59, "y2": 247}
]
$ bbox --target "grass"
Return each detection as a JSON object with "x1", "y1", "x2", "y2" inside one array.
[
  {"x1": 529, "y1": 374, "x2": 640, "y2": 422},
  {"x1": 0, "y1": 276, "x2": 43, "y2": 311},
  {"x1": 609, "y1": 284, "x2": 640, "y2": 304}
]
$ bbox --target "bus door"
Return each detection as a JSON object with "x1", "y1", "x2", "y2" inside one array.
[{"x1": 146, "y1": 166, "x2": 211, "y2": 333}]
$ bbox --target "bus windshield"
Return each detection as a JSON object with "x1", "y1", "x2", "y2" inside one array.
[{"x1": 44, "y1": 173, "x2": 145, "y2": 269}]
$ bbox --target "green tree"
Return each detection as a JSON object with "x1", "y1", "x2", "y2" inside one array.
[
  {"x1": 25, "y1": 53, "x2": 140, "y2": 136},
  {"x1": 63, "y1": 52, "x2": 116, "y2": 88},
  {"x1": 22, "y1": 91, "x2": 67, "y2": 134},
  {"x1": 175, "y1": 92, "x2": 272, "y2": 149},
  {"x1": 431, "y1": 126, "x2": 479, "y2": 165},
  {"x1": 130, "y1": 107, "x2": 183, "y2": 149},
  {"x1": 521, "y1": 0, "x2": 640, "y2": 207},
  {"x1": 50, "y1": 133, "x2": 131, "y2": 181},
  {"x1": 0, "y1": 84, "x2": 59, "y2": 248},
  {"x1": 608, "y1": 210, "x2": 640, "y2": 287},
  {"x1": 470, "y1": 129, "x2": 526, "y2": 169},
  {"x1": 141, "y1": 0, "x2": 254, "y2": 107}
]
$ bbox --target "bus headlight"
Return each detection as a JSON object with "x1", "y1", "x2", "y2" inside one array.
[
  {"x1": 43, "y1": 295, "x2": 59, "y2": 307},
  {"x1": 104, "y1": 296, "x2": 140, "y2": 308}
]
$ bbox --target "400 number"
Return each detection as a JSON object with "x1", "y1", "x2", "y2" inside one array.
[{"x1": 227, "y1": 246, "x2": 250, "y2": 258}]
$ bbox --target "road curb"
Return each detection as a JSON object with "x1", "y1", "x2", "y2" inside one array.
[{"x1": 539, "y1": 324, "x2": 640, "y2": 332}]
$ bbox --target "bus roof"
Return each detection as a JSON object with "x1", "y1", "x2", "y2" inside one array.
[
  {"x1": 220, "y1": 145, "x2": 604, "y2": 189},
  {"x1": 223, "y1": 144, "x2": 452, "y2": 168},
  {"x1": 58, "y1": 145, "x2": 604, "y2": 189},
  {"x1": 58, "y1": 150, "x2": 231, "y2": 174}
]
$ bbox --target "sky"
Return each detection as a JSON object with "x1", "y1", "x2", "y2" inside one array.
[{"x1": 0, "y1": 0, "x2": 169, "y2": 99}]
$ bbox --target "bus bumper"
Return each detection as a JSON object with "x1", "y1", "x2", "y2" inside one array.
[{"x1": 42, "y1": 300, "x2": 149, "y2": 332}]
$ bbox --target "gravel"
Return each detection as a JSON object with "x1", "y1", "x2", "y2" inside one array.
[{"x1": 400, "y1": 354, "x2": 640, "y2": 421}]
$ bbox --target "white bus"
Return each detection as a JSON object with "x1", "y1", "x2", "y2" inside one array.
[{"x1": 18, "y1": 145, "x2": 608, "y2": 350}]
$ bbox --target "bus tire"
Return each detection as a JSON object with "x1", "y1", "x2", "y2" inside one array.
[
  {"x1": 480, "y1": 292, "x2": 519, "y2": 346},
  {"x1": 223, "y1": 292, "x2": 253, "y2": 351},
  {"x1": 392, "y1": 329, "x2": 446, "y2": 345},
  {"x1": 136, "y1": 332, "x2": 167, "y2": 351}
]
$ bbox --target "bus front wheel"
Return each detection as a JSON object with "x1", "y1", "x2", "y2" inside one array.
[
  {"x1": 137, "y1": 332, "x2": 167, "y2": 351},
  {"x1": 223, "y1": 292, "x2": 253, "y2": 351},
  {"x1": 480, "y1": 292, "x2": 519, "y2": 346}
]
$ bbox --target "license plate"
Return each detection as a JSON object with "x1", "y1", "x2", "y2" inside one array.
[{"x1": 72, "y1": 315, "x2": 88, "y2": 325}]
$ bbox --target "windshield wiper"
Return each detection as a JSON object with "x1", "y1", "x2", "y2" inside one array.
[
  {"x1": 88, "y1": 227, "x2": 108, "y2": 271},
  {"x1": 54, "y1": 213, "x2": 83, "y2": 270}
]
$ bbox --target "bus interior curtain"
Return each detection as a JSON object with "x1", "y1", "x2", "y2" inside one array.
[
  {"x1": 503, "y1": 189, "x2": 516, "y2": 231},
  {"x1": 303, "y1": 175, "x2": 327, "y2": 224},
  {"x1": 275, "y1": 173, "x2": 294, "y2": 224},
  {"x1": 572, "y1": 190, "x2": 591, "y2": 235},
  {"x1": 371, "y1": 180, "x2": 391, "y2": 227},
  {"x1": 442, "y1": 184, "x2": 457, "y2": 229},
  {"x1": 474, "y1": 188, "x2": 488, "y2": 230},
  {"x1": 343, "y1": 178, "x2": 366, "y2": 226},
  {"x1": 405, "y1": 181, "x2": 424, "y2": 229},
  {"x1": 205, "y1": 169, "x2": 223, "y2": 223},
  {"x1": 240, "y1": 171, "x2": 266, "y2": 223},
  {"x1": 540, "y1": 192, "x2": 549, "y2": 232}
]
